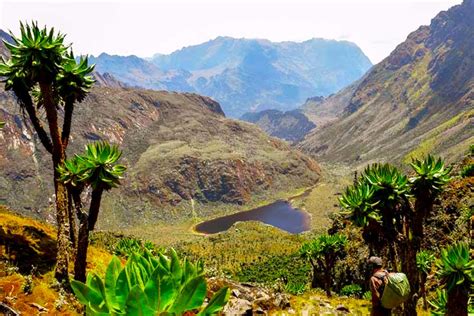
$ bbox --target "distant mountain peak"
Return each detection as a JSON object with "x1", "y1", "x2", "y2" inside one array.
[{"x1": 91, "y1": 36, "x2": 372, "y2": 117}]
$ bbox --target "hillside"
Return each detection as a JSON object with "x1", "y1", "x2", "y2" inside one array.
[
  {"x1": 241, "y1": 109, "x2": 315, "y2": 142},
  {"x1": 298, "y1": 0, "x2": 473, "y2": 165},
  {"x1": 0, "y1": 85, "x2": 320, "y2": 228},
  {"x1": 90, "y1": 37, "x2": 372, "y2": 117}
]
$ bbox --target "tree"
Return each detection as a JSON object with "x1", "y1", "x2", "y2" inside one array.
[
  {"x1": 299, "y1": 233, "x2": 347, "y2": 297},
  {"x1": 436, "y1": 242, "x2": 473, "y2": 316},
  {"x1": 0, "y1": 22, "x2": 94, "y2": 284},
  {"x1": 339, "y1": 156, "x2": 451, "y2": 316},
  {"x1": 415, "y1": 250, "x2": 435, "y2": 310},
  {"x1": 58, "y1": 141, "x2": 126, "y2": 282}
]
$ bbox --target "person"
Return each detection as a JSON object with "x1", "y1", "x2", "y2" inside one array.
[{"x1": 368, "y1": 256, "x2": 391, "y2": 316}]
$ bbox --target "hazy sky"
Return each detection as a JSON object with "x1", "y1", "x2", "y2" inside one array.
[{"x1": 0, "y1": 0, "x2": 462, "y2": 63}]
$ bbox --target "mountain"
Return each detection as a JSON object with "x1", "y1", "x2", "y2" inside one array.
[
  {"x1": 298, "y1": 0, "x2": 473, "y2": 165},
  {"x1": 90, "y1": 37, "x2": 372, "y2": 117},
  {"x1": 0, "y1": 30, "x2": 13, "y2": 58},
  {"x1": 0, "y1": 84, "x2": 320, "y2": 227},
  {"x1": 241, "y1": 109, "x2": 315, "y2": 142}
]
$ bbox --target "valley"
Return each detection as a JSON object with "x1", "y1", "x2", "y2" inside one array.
[{"x1": 0, "y1": 0, "x2": 473, "y2": 315}]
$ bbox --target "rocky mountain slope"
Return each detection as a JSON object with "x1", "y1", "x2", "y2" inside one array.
[
  {"x1": 90, "y1": 37, "x2": 372, "y2": 117},
  {"x1": 298, "y1": 0, "x2": 473, "y2": 165},
  {"x1": 0, "y1": 85, "x2": 320, "y2": 227},
  {"x1": 241, "y1": 109, "x2": 315, "y2": 142}
]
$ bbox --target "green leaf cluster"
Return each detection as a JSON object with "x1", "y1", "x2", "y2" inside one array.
[
  {"x1": 57, "y1": 141, "x2": 126, "y2": 191},
  {"x1": 340, "y1": 284, "x2": 363, "y2": 298},
  {"x1": 114, "y1": 238, "x2": 161, "y2": 258},
  {"x1": 436, "y1": 242, "x2": 473, "y2": 292},
  {"x1": 410, "y1": 155, "x2": 452, "y2": 197},
  {"x1": 416, "y1": 250, "x2": 435, "y2": 275},
  {"x1": 71, "y1": 249, "x2": 230, "y2": 315},
  {"x1": 339, "y1": 183, "x2": 379, "y2": 227},
  {"x1": 429, "y1": 289, "x2": 447, "y2": 316},
  {"x1": 299, "y1": 233, "x2": 347, "y2": 261},
  {"x1": 0, "y1": 22, "x2": 94, "y2": 104}
]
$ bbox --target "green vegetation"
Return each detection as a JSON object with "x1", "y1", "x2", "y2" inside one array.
[
  {"x1": 299, "y1": 233, "x2": 347, "y2": 297},
  {"x1": 339, "y1": 155, "x2": 452, "y2": 315},
  {"x1": 416, "y1": 250, "x2": 435, "y2": 310},
  {"x1": 58, "y1": 142, "x2": 126, "y2": 283},
  {"x1": 340, "y1": 284, "x2": 363, "y2": 298},
  {"x1": 0, "y1": 22, "x2": 94, "y2": 284},
  {"x1": 114, "y1": 237, "x2": 160, "y2": 258},
  {"x1": 71, "y1": 249, "x2": 229, "y2": 315},
  {"x1": 429, "y1": 289, "x2": 448, "y2": 316},
  {"x1": 237, "y1": 254, "x2": 310, "y2": 294},
  {"x1": 435, "y1": 242, "x2": 473, "y2": 316}
]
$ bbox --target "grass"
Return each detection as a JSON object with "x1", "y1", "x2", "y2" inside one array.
[{"x1": 403, "y1": 109, "x2": 474, "y2": 163}]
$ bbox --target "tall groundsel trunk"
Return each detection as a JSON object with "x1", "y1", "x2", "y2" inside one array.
[
  {"x1": 446, "y1": 286, "x2": 468, "y2": 316},
  {"x1": 75, "y1": 187, "x2": 104, "y2": 282},
  {"x1": 71, "y1": 191, "x2": 88, "y2": 283},
  {"x1": 40, "y1": 82, "x2": 71, "y2": 285}
]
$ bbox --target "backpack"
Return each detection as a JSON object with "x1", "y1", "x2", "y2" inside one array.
[{"x1": 375, "y1": 272, "x2": 411, "y2": 309}]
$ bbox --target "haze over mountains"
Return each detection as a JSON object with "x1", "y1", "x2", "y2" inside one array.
[
  {"x1": 247, "y1": 0, "x2": 472, "y2": 164},
  {"x1": 89, "y1": 37, "x2": 372, "y2": 117}
]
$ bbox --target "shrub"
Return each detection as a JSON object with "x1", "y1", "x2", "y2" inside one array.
[
  {"x1": 284, "y1": 281, "x2": 306, "y2": 295},
  {"x1": 429, "y1": 289, "x2": 447, "y2": 316},
  {"x1": 340, "y1": 284, "x2": 363, "y2": 297},
  {"x1": 460, "y1": 164, "x2": 474, "y2": 178},
  {"x1": 71, "y1": 248, "x2": 229, "y2": 315}
]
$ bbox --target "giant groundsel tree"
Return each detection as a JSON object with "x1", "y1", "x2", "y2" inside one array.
[
  {"x1": 0, "y1": 22, "x2": 94, "y2": 284},
  {"x1": 299, "y1": 233, "x2": 347, "y2": 297},
  {"x1": 58, "y1": 141, "x2": 126, "y2": 282},
  {"x1": 339, "y1": 155, "x2": 452, "y2": 316}
]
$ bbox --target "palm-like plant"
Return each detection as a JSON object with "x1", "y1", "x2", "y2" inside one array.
[
  {"x1": 436, "y1": 242, "x2": 473, "y2": 316},
  {"x1": 339, "y1": 183, "x2": 380, "y2": 227},
  {"x1": 3, "y1": 22, "x2": 66, "y2": 83},
  {"x1": 410, "y1": 155, "x2": 451, "y2": 197},
  {"x1": 416, "y1": 250, "x2": 435, "y2": 309},
  {"x1": 299, "y1": 233, "x2": 347, "y2": 297},
  {"x1": 76, "y1": 141, "x2": 125, "y2": 192},
  {"x1": 58, "y1": 141, "x2": 126, "y2": 282},
  {"x1": 0, "y1": 22, "x2": 94, "y2": 284}
]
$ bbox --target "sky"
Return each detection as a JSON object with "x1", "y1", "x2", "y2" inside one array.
[{"x1": 0, "y1": 0, "x2": 462, "y2": 64}]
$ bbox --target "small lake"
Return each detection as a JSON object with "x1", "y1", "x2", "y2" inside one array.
[{"x1": 194, "y1": 200, "x2": 311, "y2": 234}]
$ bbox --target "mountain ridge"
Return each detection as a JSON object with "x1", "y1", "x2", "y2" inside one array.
[
  {"x1": 297, "y1": 0, "x2": 473, "y2": 165},
  {"x1": 89, "y1": 36, "x2": 372, "y2": 117}
]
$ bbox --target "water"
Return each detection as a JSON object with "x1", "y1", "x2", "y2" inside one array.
[{"x1": 194, "y1": 200, "x2": 311, "y2": 234}]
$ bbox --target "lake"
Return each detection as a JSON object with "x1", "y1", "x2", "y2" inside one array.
[{"x1": 194, "y1": 200, "x2": 311, "y2": 234}]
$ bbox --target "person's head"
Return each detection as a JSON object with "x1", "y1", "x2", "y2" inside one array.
[{"x1": 368, "y1": 256, "x2": 383, "y2": 270}]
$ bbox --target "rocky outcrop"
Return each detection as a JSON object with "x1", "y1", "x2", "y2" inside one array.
[{"x1": 208, "y1": 278, "x2": 291, "y2": 314}]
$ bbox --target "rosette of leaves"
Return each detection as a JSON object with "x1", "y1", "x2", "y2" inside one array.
[
  {"x1": 339, "y1": 183, "x2": 380, "y2": 227},
  {"x1": 71, "y1": 248, "x2": 230, "y2": 315},
  {"x1": 409, "y1": 155, "x2": 451, "y2": 199},
  {"x1": 435, "y1": 242, "x2": 473, "y2": 315}
]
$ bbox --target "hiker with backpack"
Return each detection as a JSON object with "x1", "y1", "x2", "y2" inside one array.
[
  {"x1": 368, "y1": 256, "x2": 411, "y2": 316},
  {"x1": 369, "y1": 256, "x2": 392, "y2": 315}
]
